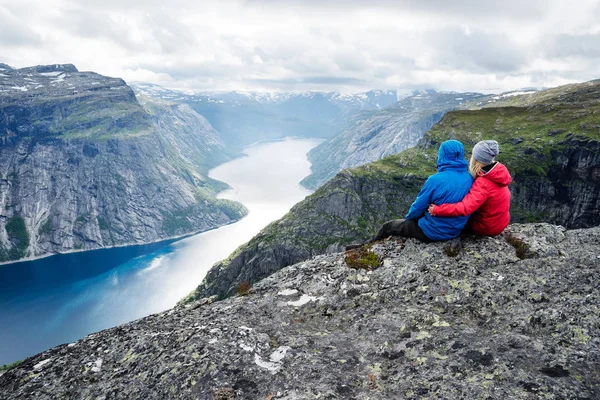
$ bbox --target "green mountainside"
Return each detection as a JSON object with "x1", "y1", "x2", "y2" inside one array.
[
  {"x1": 186, "y1": 79, "x2": 600, "y2": 301},
  {"x1": 0, "y1": 64, "x2": 153, "y2": 141},
  {"x1": 0, "y1": 64, "x2": 246, "y2": 263}
]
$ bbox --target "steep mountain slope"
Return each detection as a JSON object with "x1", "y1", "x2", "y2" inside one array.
[
  {"x1": 301, "y1": 91, "x2": 487, "y2": 189},
  {"x1": 0, "y1": 64, "x2": 245, "y2": 263},
  {"x1": 137, "y1": 95, "x2": 236, "y2": 182},
  {"x1": 187, "y1": 79, "x2": 600, "y2": 300},
  {"x1": 2, "y1": 224, "x2": 599, "y2": 399},
  {"x1": 131, "y1": 83, "x2": 400, "y2": 149}
]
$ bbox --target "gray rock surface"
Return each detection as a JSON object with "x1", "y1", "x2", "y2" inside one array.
[
  {"x1": 1, "y1": 223, "x2": 598, "y2": 399},
  {"x1": 0, "y1": 65, "x2": 246, "y2": 262}
]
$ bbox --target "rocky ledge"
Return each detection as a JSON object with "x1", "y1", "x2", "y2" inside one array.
[{"x1": 1, "y1": 223, "x2": 599, "y2": 399}]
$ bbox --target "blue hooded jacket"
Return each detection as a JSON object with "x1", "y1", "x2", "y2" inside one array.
[{"x1": 405, "y1": 140, "x2": 473, "y2": 241}]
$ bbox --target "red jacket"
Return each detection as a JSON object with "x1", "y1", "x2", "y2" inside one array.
[{"x1": 431, "y1": 162, "x2": 512, "y2": 236}]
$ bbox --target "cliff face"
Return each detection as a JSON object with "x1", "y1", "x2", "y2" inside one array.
[
  {"x1": 0, "y1": 65, "x2": 246, "y2": 262},
  {"x1": 2, "y1": 224, "x2": 599, "y2": 399},
  {"x1": 188, "y1": 80, "x2": 600, "y2": 300},
  {"x1": 301, "y1": 91, "x2": 486, "y2": 189}
]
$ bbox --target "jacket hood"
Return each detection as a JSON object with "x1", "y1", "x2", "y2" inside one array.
[
  {"x1": 480, "y1": 162, "x2": 512, "y2": 186},
  {"x1": 437, "y1": 140, "x2": 469, "y2": 172}
]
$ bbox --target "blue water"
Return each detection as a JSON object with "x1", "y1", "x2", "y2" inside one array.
[{"x1": 0, "y1": 138, "x2": 321, "y2": 365}]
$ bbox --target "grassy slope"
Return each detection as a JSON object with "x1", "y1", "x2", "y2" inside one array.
[
  {"x1": 378, "y1": 79, "x2": 599, "y2": 171},
  {"x1": 0, "y1": 74, "x2": 155, "y2": 141},
  {"x1": 347, "y1": 80, "x2": 600, "y2": 189},
  {"x1": 350, "y1": 80, "x2": 600, "y2": 222}
]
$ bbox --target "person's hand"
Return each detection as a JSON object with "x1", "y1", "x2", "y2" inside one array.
[{"x1": 428, "y1": 204, "x2": 436, "y2": 215}]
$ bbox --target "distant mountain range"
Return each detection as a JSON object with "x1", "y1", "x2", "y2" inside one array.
[
  {"x1": 134, "y1": 83, "x2": 544, "y2": 190},
  {"x1": 132, "y1": 82, "x2": 401, "y2": 108},
  {"x1": 300, "y1": 91, "x2": 490, "y2": 189},
  {"x1": 131, "y1": 83, "x2": 402, "y2": 149}
]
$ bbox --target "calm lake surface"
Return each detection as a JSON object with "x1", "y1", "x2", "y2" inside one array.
[{"x1": 0, "y1": 137, "x2": 321, "y2": 365}]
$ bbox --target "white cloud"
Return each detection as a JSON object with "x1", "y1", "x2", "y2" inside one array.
[
  {"x1": 0, "y1": 0, "x2": 599, "y2": 93},
  {"x1": 0, "y1": 5, "x2": 42, "y2": 46}
]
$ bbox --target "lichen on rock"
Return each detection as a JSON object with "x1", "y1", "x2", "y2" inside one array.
[{"x1": 1, "y1": 223, "x2": 598, "y2": 399}]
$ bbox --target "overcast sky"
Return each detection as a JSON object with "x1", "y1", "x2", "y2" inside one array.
[{"x1": 1, "y1": 0, "x2": 600, "y2": 93}]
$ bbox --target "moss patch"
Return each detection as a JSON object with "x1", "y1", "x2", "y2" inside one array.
[{"x1": 345, "y1": 245, "x2": 381, "y2": 271}]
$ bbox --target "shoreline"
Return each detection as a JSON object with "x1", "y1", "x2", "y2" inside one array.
[
  {"x1": 244, "y1": 135, "x2": 324, "y2": 149},
  {"x1": 0, "y1": 217, "x2": 246, "y2": 268},
  {"x1": 0, "y1": 136, "x2": 322, "y2": 366},
  {"x1": 0, "y1": 136, "x2": 323, "y2": 267}
]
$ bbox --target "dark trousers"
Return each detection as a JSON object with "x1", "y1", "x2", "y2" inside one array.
[{"x1": 372, "y1": 219, "x2": 432, "y2": 243}]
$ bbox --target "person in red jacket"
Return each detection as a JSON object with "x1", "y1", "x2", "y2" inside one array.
[{"x1": 428, "y1": 140, "x2": 511, "y2": 236}]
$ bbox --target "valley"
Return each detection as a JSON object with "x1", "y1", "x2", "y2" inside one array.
[
  {"x1": 0, "y1": 138, "x2": 320, "y2": 365},
  {"x1": 1, "y1": 63, "x2": 598, "y2": 399}
]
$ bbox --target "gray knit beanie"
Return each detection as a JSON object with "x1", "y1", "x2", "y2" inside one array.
[{"x1": 472, "y1": 140, "x2": 499, "y2": 165}]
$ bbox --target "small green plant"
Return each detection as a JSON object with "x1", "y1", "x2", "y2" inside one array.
[
  {"x1": 237, "y1": 281, "x2": 251, "y2": 296},
  {"x1": 444, "y1": 245, "x2": 460, "y2": 258},
  {"x1": 0, "y1": 359, "x2": 23, "y2": 371},
  {"x1": 443, "y1": 239, "x2": 462, "y2": 257},
  {"x1": 345, "y1": 245, "x2": 381, "y2": 270}
]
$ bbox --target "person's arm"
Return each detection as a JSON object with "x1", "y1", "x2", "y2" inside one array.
[
  {"x1": 405, "y1": 177, "x2": 435, "y2": 220},
  {"x1": 429, "y1": 179, "x2": 488, "y2": 217}
]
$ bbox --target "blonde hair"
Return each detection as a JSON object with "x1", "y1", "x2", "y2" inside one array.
[{"x1": 469, "y1": 155, "x2": 488, "y2": 178}]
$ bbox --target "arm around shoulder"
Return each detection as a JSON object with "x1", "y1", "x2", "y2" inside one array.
[{"x1": 431, "y1": 178, "x2": 489, "y2": 217}]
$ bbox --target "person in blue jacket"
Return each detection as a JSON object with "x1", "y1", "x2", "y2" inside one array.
[{"x1": 372, "y1": 139, "x2": 473, "y2": 242}]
